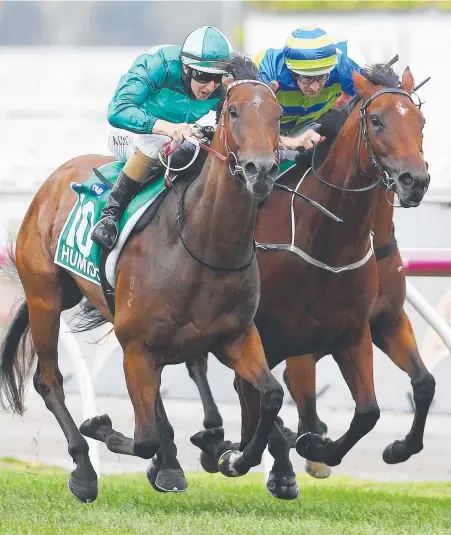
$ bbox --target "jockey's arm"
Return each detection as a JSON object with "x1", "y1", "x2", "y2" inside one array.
[
  {"x1": 107, "y1": 53, "x2": 168, "y2": 135},
  {"x1": 280, "y1": 127, "x2": 325, "y2": 152}
]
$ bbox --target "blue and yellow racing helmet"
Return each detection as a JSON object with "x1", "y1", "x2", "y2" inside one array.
[{"x1": 283, "y1": 27, "x2": 338, "y2": 76}]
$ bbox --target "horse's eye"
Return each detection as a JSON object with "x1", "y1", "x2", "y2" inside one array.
[
  {"x1": 370, "y1": 114, "x2": 383, "y2": 128},
  {"x1": 228, "y1": 106, "x2": 238, "y2": 118}
]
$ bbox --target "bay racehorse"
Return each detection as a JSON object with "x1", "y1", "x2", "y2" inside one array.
[
  {"x1": 188, "y1": 90, "x2": 435, "y2": 481},
  {"x1": 189, "y1": 63, "x2": 430, "y2": 499},
  {"x1": 0, "y1": 55, "x2": 284, "y2": 502}
]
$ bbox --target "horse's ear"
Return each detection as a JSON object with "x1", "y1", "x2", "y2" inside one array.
[
  {"x1": 222, "y1": 75, "x2": 234, "y2": 89},
  {"x1": 352, "y1": 70, "x2": 375, "y2": 99},
  {"x1": 400, "y1": 66, "x2": 415, "y2": 94},
  {"x1": 267, "y1": 80, "x2": 279, "y2": 93}
]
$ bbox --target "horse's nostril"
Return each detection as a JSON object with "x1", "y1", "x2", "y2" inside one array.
[
  {"x1": 399, "y1": 173, "x2": 414, "y2": 187},
  {"x1": 268, "y1": 163, "x2": 280, "y2": 179},
  {"x1": 244, "y1": 162, "x2": 259, "y2": 180}
]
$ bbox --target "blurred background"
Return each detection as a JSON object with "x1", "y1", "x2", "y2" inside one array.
[{"x1": 1, "y1": 0, "x2": 451, "y2": 479}]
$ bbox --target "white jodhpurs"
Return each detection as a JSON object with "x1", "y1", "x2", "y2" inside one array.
[{"x1": 108, "y1": 128, "x2": 172, "y2": 162}]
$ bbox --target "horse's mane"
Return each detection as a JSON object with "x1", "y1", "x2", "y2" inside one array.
[
  {"x1": 225, "y1": 53, "x2": 259, "y2": 81},
  {"x1": 216, "y1": 54, "x2": 259, "y2": 122}
]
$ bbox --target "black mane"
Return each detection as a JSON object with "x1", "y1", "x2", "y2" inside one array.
[
  {"x1": 224, "y1": 53, "x2": 259, "y2": 81},
  {"x1": 216, "y1": 54, "x2": 259, "y2": 122}
]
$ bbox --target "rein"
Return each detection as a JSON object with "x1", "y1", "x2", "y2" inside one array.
[{"x1": 311, "y1": 87, "x2": 414, "y2": 193}]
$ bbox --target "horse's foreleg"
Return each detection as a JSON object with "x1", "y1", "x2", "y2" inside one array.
[
  {"x1": 26, "y1": 283, "x2": 98, "y2": 503},
  {"x1": 285, "y1": 355, "x2": 327, "y2": 436},
  {"x1": 213, "y1": 324, "x2": 284, "y2": 477},
  {"x1": 285, "y1": 355, "x2": 331, "y2": 479},
  {"x1": 186, "y1": 354, "x2": 223, "y2": 429},
  {"x1": 296, "y1": 326, "x2": 380, "y2": 466},
  {"x1": 372, "y1": 310, "x2": 435, "y2": 464},
  {"x1": 146, "y1": 391, "x2": 187, "y2": 492},
  {"x1": 81, "y1": 341, "x2": 161, "y2": 459}
]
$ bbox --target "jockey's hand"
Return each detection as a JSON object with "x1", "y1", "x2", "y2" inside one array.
[
  {"x1": 281, "y1": 130, "x2": 325, "y2": 151},
  {"x1": 153, "y1": 120, "x2": 194, "y2": 143}
]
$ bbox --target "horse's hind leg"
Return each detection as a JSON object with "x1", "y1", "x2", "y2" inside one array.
[
  {"x1": 24, "y1": 272, "x2": 97, "y2": 503},
  {"x1": 186, "y1": 354, "x2": 225, "y2": 474},
  {"x1": 284, "y1": 355, "x2": 331, "y2": 479},
  {"x1": 372, "y1": 310, "x2": 435, "y2": 464},
  {"x1": 81, "y1": 341, "x2": 162, "y2": 459},
  {"x1": 296, "y1": 326, "x2": 380, "y2": 466},
  {"x1": 186, "y1": 355, "x2": 223, "y2": 429},
  {"x1": 146, "y1": 391, "x2": 187, "y2": 492}
]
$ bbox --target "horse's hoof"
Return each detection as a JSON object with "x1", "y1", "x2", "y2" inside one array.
[
  {"x1": 190, "y1": 427, "x2": 224, "y2": 450},
  {"x1": 80, "y1": 414, "x2": 112, "y2": 441},
  {"x1": 200, "y1": 450, "x2": 219, "y2": 473},
  {"x1": 305, "y1": 460, "x2": 331, "y2": 479},
  {"x1": 218, "y1": 449, "x2": 248, "y2": 477},
  {"x1": 296, "y1": 432, "x2": 332, "y2": 463},
  {"x1": 155, "y1": 469, "x2": 187, "y2": 492},
  {"x1": 67, "y1": 475, "x2": 98, "y2": 503},
  {"x1": 383, "y1": 440, "x2": 419, "y2": 464},
  {"x1": 146, "y1": 457, "x2": 187, "y2": 492},
  {"x1": 266, "y1": 472, "x2": 299, "y2": 500}
]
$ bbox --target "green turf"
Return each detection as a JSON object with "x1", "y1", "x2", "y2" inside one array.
[{"x1": 0, "y1": 459, "x2": 450, "y2": 535}]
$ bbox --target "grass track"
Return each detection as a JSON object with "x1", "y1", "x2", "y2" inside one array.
[{"x1": 0, "y1": 459, "x2": 450, "y2": 535}]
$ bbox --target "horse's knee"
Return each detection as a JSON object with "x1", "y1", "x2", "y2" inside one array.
[
  {"x1": 412, "y1": 373, "x2": 435, "y2": 403},
  {"x1": 261, "y1": 384, "x2": 284, "y2": 414},
  {"x1": 133, "y1": 438, "x2": 160, "y2": 459}
]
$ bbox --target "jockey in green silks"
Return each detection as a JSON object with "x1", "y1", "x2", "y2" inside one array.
[
  {"x1": 255, "y1": 27, "x2": 361, "y2": 153},
  {"x1": 92, "y1": 25, "x2": 233, "y2": 251}
]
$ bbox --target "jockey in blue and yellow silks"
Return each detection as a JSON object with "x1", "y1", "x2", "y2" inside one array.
[{"x1": 255, "y1": 27, "x2": 361, "y2": 152}]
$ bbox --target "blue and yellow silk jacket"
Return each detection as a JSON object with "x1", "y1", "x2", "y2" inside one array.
[{"x1": 255, "y1": 43, "x2": 361, "y2": 135}]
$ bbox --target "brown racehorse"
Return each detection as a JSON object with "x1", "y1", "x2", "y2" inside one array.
[
  {"x1": 282, "y1": 185, "x2": 435, "y2": 480},
  {"x1": 0, "y1": 56, "x2": 284, "y2": 502},
  {"x1": 187, "y1": 186, "x2": 436, "y2": 480},
  {"x1": 188, "y1": 63, "x2": 430, "y2": 499}
]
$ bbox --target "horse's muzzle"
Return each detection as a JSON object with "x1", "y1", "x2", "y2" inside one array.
[
  {"x1": 242, "y1": 157, "x2": 279, "y2": 201},
  {"x1": 396, "y1": 170, "x2": 430, "y2": 207}
]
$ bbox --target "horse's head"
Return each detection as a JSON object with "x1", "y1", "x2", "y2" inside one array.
[
  {"x1": 218, "y1": 56, "x2": 282, "y2": 202},
  {"x1": 352, "y1": 67, "x2": 429, "y2": 207}
]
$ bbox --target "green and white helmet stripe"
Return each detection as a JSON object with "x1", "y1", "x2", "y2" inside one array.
[{"x1": 181, "y1": 26, "x2": 233, "y2": 74}]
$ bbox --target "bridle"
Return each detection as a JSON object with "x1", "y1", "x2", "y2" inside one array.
[
  {"x1": 219, "y1": 79, "x2": 279, "y2": 178},
  {"x1": 311, "y1": 87, "x2": 415, "y2": 193},
  {"x1": 170, "y1": 78, "x2": 280, "y2": 272}
]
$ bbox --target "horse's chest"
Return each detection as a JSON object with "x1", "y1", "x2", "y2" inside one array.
[{"x1": 144, "y1": 280, "x2": 258, "y2": 355}]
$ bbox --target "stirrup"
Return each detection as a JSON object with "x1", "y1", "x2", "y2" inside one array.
[{"x1": 91, "y1": 216, "x2": 119, "y2": 250}]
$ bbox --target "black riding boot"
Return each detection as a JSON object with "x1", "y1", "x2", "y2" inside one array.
[{"x1": 91, "y1": 171, "x2": 141, "y2": 250}]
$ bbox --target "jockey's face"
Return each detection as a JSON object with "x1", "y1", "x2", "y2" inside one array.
[
  {"x1": 184, "y1": 66, "x2": 221, "y2": 100},
  {"x1": 296, "y1": 78, "x2": 326, "y2": 98},
  {"x1": 291, "y1": 72, "x2": 329, "y2": 99}
]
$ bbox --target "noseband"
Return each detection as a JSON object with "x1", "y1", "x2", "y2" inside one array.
[{"x1": 312, "y1": 87, "x2": 414, "y2": 193}]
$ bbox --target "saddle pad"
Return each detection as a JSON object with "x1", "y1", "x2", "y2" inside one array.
[{"x1": 54, "y1": 161, "x2": 167, "y2": 286}]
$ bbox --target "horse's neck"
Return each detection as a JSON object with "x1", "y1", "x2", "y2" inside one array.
[
  {"x1": 298, "y1": 112, "x2": 380, "y2": 262},
  {"x1": 372, "y1": 188, "x2": 395, "y2": 248},
  {"x1": 184, "y1": 156, "x2": 257, "y2": 266}
]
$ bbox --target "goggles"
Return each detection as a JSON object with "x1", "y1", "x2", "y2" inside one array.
[
  {"x1": 190, "y1": 68, "x2": 224, "y2": 84},
  {"x1": 291, "y1": 72, "x2": 330, "y2": 84}
]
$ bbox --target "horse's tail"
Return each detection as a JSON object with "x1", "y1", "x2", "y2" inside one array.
[
  {"x1": 0, "y1": 247, "x2": 35, "y2": 415},
  {"x1": 0, "y1": 300, "x2": 34, "y2": 415}
]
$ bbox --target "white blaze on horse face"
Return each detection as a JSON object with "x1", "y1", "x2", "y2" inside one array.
[
  {"x1": 252, "y1": 95, "x2": 263, "y2": 112},
  {"x1": 396, "y1": 102, "x2": 410, "y2": 117}
]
